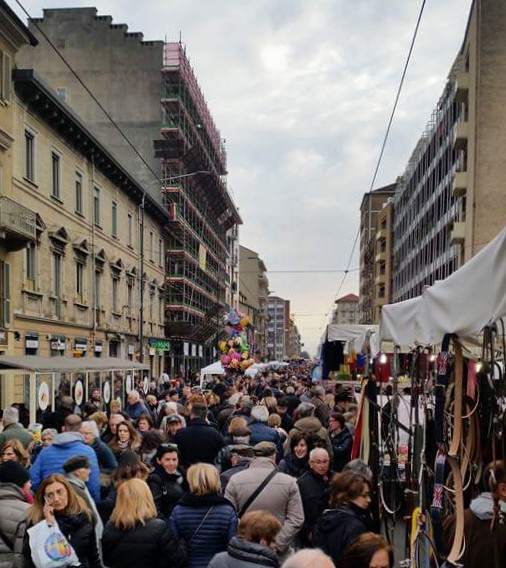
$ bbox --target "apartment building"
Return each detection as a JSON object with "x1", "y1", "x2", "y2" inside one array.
[
  {"x1": 267, "y1": 296, "x2": 289, "y2": 361},
  {"x1": 332, "y1": 293, "x2": 359, "y2": 325},
  {"x1": 393, "y1": 0, "x2": 506, "y2": 301},
  {"x1": 286, "y1": 319, "x2": 302, "y2": 359},
  {"x1": 18, "y1": 8, "x2": 241, "y2": 374},
  {"x1": 374, "y1": 200, "x2": 394, "y2": 322}
]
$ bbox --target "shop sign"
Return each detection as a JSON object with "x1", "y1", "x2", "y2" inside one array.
[
  {"x1": 149, "y1": 338, "x2": 171, "y2": 351},
  {"x1": 26, "y1": 338, "x2": 39, "y2": 349},
  {"x1": 51, "y1": 338, "x2": 66, "y2": 351},
  {"x1": 149, "y1": 348, "x2": 156, "y2": 356},
  {"x1": 127, "y1": 345, "x2": 134, "y2": 355},
  {"x1": 94, "y1": 342, "x2": 103, "y2": 353},
  {"x1": 75, "y1": 340, "x2": 88, "y2": 351}
]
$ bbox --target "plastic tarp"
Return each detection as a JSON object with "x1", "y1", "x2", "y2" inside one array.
[
  {"x1": 199, "y1": 361, "x2": 225, "y2": 386},
  {"x1": 325, "y1": 324, "x2": 380, "y2": 355},
  {"x1": 380, "y1": 226, "x2": 506, "y2": 347}
]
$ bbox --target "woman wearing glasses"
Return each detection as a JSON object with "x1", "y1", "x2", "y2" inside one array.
[
  {"x1": 313, "y1": 470, "x2": 372, "y2": 568},
  {"x1": 147, "y1": 444, "x2": 187, "y2": 520}
]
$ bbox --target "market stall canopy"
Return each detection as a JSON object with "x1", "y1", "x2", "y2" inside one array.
[
  {"x1": 0, "y1": 356, "x2": 149, "y2": 372},
  {"x1": 245, "y1": 363, "x2": 266, "y2": 377},
  {"x1": 325, "y1": 324, "x2": 380, "y2": 355},
  {"x1": 380, "y1": 226, "x2": 506, "y2": 347},
  {"x1": 199, "y1": 361, "x2": 225, "y2": 385}
]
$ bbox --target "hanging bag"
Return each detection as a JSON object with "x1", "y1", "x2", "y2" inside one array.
[{"x1": 27, "y1": 520, "x2": 80, "y2": 568}]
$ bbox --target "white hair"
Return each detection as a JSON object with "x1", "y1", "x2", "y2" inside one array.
[
  {"x1": 282, "y1": 549, "x2": 335, "y2": 568},
  {"x1": 81, "y1": 420, "x2": 99, "y2": 438},
  {"x1": 166, "y1": 401, "x2": 179, "y2": 413},
  {"x1": 309, "y1": 447, "x2": 329, "y2": 461},
  {"x1": 251, "y1": 405, "x2": 269, "y2": 423},
  {"x1": 128, "y1": 390, "x2": 140, "y2": 401},
  {"x1": 2, "y1": 406, "x2": 19, "y2": 426}
]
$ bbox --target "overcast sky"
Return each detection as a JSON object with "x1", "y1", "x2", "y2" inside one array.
[{"x1": 13, "y1": 0, "x2": 473, "y2": 355}]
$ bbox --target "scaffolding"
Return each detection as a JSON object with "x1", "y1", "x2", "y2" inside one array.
[{"x1": 156, "y1": 42, "x2": 241, "y2": 344}]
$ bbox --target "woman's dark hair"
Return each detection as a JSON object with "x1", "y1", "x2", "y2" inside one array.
[
  {"x1": 289, "y1": 430, "x2": 313, "y2": 452},
  {"x1": 342, "y1": 532, "x2": 393, "y2": 568},
  {"x1": 330, "y1": 412, "x2": 346, "y2": 429},
  {"x1": 139, "y1": 430, "x2": 163, "y2": 452},
  {"x1": 113, "y1": 450, "x2": 149, "y2": 485},
  {"x1": 329, "y1": 470, "x2": 371, "y2": 507},
  {"x1": 155, "y1": 442, "x2": 179, "y2": 461},
  {"x1": 137, "y1": 413, "x2": 154, "y2": 428}
]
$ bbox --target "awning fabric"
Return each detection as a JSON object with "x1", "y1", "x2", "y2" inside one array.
[{"x1": 0, "y1": 356, "x2": 149, "y2": 372}]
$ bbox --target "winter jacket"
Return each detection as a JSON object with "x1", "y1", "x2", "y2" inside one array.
[
  {"x1": 296, "y1": 469, "x2": 332, "y2": 546},
  {"x1": 125, "y1": 401, "x2": 148, "y2": 421},
  {"x1": 147, "y1": 465, "x2": 187, "y2": 520},
  {"x1": 91, "y1": 436, "x2": 117, "y2": 472},
  {"x1": 311, "y1": 396, "x2": 331, "y2": 427},
  {"x1": 30, "y1": 432, "x2": 100, "y2": 501},
  {"x1": 102, "y1": 517, "x2": 185, "y2": 568},
  {"x1": 248, "y1": 423, "x2": 283, "y2": 460},
  {"x1": 0, "y1": 423, "x2": 33, "y2": 449},
  {"x1": 284, "y1": 417, "x2": 332, "y2": 457},
  {"x1": 330, "y1": 427, "x2": 353, "y2": 472},
  {"x1": 169, "y1": 492, "x2": 238, "y2": 568},
  {"x1": 220, "y1": 458, "x2": 252, "y2": 491},
  {"x1": 0, "y1": 483, "x2": 30, "y2": 568},
  {"x1": 444, "y1": 492, "x2": 506, "y2": 568},
  {"x1": 313, "y1": 503, "x2": 369, "y2": 568},
  {"x1": 277, "y1": 453, "x2": 308, "y2": 478},
  {"x1": 225, "y1": 457, "x2": 304, "y2": 554},
  {"x1": 24, "y1": 512, "x2": 101, "y2": 568},
  {"x1": 173, "y1": 418, "x2": 225, "y2": 469},
  {"x1": 209, "y1": 537, "x2": 279, "y2": 568}
]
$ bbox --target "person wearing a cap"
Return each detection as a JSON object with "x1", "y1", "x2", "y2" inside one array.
[
  {"x1": 165, "y1": 415, "x2": 184, "y2": 442},
  {"x1": 0, "y1": 461, "x2": 33, "y2": 566},
  {"x1": 215, "y1": 417, "x2": 252, "y2": 473},
  {"x1": 220, "y1": 445, "x2": 255, "y2": 492},
  {"x1": 225, "y1": 440, "x2": 304, "y2": 559}
]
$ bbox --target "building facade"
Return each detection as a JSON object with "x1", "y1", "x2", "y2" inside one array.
[
  {"x1": 267, "y1": 296, "x2": 289, "y2": 361},
  {"x1": 358, "y1": 184, "x2": 396, "y2": 323},
  {"x1": 393, "y1": 0, "x2": 506, "y2": 301},
  {"x1": 286, "y1": 318, "x2": 302, "y2": 359},
  {"x1": 18, "y1": 9, "x2": 241, "y2": 375},
  {"x1": 332, "y1": 293, "x2": 359, "y2": 325},
  {"x1": 374, "y1": 200, "x2": 394, "y2": 322}
]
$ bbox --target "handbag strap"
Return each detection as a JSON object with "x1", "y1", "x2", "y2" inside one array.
[
  {"x1": 190, "y1": 506, "x2": 215, "y2": 543},
  {"x1": 238, "y1": 469, "x2": 278, "y2": 518}
]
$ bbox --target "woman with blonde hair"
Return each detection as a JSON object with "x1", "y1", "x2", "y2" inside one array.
[
  {"x1": 0, "y1": 439, "x2": 30, "y2": 468},
  {"x1": 169, "y1": 463, "x2": 237, "y2": 568},
  {"x1": 23, "y1": 473, "x2": 100, "y2": 568},
  {"x1": 102, "y1": 478, "x2": 186, "y2": 568}
]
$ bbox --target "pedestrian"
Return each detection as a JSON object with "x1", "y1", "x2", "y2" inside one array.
[
  {"x1": 42, "y1": 395, "x2": 74, "y2": 432},
  {"x1": 101, "y1": 412, "x2": 125, "y2": 444},
  {"x1": 278, "y1": 431, "x2": 312, "y2": 478},
  {"x1": 108, "y1": 420, "x2": 141, "y2": 461},
  {"x1": 173, "y1": 402, "x2": 225, "y2": 469},
  {"x1": 169, "y1": 463, "x2": 237, "y2": 568},
  {"x1": 313, "y1": 470, "x2": 372, "y2": 568},
  {"x1": 81, "y1": 420, "x2": 117, "y2": 489},
  {"x1": 162, "y1": 414, "x2": 185, "y2": 442},
  {"x1": 147, "y1": 443, "x2": 187, "y2": 520},
  {"x1": 0, "y1": 407, "x2": 33, "y2": 449},
  {"x1": 31, "y1": 428, "x2": 58, "y2": 464},
  {"x1": 209, "y1": 510, "x2": 282, "y2": 568},
  {"x1": 30, "y1": 415, "x2": 100, "y2": 501},
  {"x1": 281, "y1": 549, "x2": 335, "y2": 568},
  {"x1": 285, "y1": 402, "x2": 332, "y2": 457},
  {"x1": 248, "y1": 406, "x2": 283, "y2": 458},
  {"x1": 215, "y1": 417, "x2": 252, "y2": 472},
  {"x1": 124, "y1": 390, "x2": 148, "y2": 422},
  {"x1": 329, "y1": 413, "x2": 353, "y2": 472},
  {"x1": 0, "y1": 461, "x2": 33, "y2": 566},
  {"x1": 297, "y1": 448, "x2": 333, "y2": 546},
  {"x1": 24, "y1": 473, "x2": 101, "y2": 568},
  {"x1": 311, "y1": 386, "x2": 331, "y2": 427},
  {"x1": 137, "y1": 414, "x2": 154, "y2": 434},
  {"x1": 102, "y1": 478, "x2": 185, "y2": 568},
  {"x1": 225, "y1": 441, "x2": 304, "y2": 559},
  {"x1": 1, "y1": 439, "x2": 30, "y2": 468},
  {"x1": 87, "y1": 387, "x2": 106, "y2": 413},
  {"x1": 342, "y1": 533, "x2": 393, "y2": 568},
  {"x1": 220, "y1": 445, "x2": 255, "y2": 491}
]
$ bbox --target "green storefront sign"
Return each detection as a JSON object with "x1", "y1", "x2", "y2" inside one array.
[{"x1": 149, "y1": 339, "x2": 171, "y2": 351}]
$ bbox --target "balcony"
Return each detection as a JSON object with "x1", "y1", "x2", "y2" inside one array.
[
  {"x1": 454, "y1": 72, "x2": 469, "y2": 104},
  {"x1": 375, "y1": 251, "x2": 386, "y2": 262},
  {"x1": 453, "y1": 121, "x2": 469, "y2": 151},
  {"x1": 375, "y1": 273, "x2": 386, "y2": 286},
  {"x1": 452, "y1": 171, "x2": 468, "y2": 198},
  {"x1": 376, "y1": 229, "x2": 386, "y2": 241},
  {"x1": 450, "y1": 221, "x2": 466, "y2": 245},
  {"x1": 0, "y1": 196, "x2": 36, "y2": 251}
]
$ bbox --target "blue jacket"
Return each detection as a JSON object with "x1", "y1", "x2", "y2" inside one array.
[
  {"x1": 30, "y1": 432, "x2": 101, "y2": 502},
  {"x1": 125, "y1": 401, "x2": 147, "y2": 421},
  {"x1": 91, "y1": 437, "x2": 117, "y2": 472},
  {"x1": 248, "y1": 422, "x2": 283, "y2": 460},
  {"x1": 169, "y1": 493, "x2": 237, "y2": 568}
]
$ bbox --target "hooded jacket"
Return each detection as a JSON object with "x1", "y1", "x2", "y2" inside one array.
[
  {"x1": 312, "y1": 502, "x2": 369, "y2": 567},
  {"x1": 284, "y1": 417, "x2": 332, "y2": 457},
  {"x1": 209, "y1": 537, "x2": 279, "y2": 568},
  {"x1": 29, "y1": 432, "x2": 100, "y2": 501},
  {"x1": 0, "y1": 483, "x2": 30, "y2": 568},
  {"x1": 444, "y1": 493, "x2": 506, "y2": 568}
]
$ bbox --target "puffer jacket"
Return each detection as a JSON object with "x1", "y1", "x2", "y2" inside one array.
[
  {"x1": 0, "y1": 483, "x2": 30, "y2": 568},
  {"x1": 30, "y1": 432, "x2": 100, "y2": 501},
  {"x1": 209, "y1": 537, "x2": 279, "y2": 567},
  {"x1": 147, "y1": 465, "x2": 187, "y2": 520},
  {"x1": 169, "y1": 493, "x2": 237, "y2": 568},
  {"x1": 284, "y1": 417, "x2": 332, "y2": 457},
  {"x1": 102, "y1": 517, "x2": 186, "y2": 568}
]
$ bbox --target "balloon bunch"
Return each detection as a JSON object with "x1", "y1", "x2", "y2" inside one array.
[{"x1": 219, "y1": 308, "x2": 256, "y2": 371}]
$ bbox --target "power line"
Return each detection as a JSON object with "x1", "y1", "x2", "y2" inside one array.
[{"x1": 240, "y1": 268, "x2": 359, "y2": 274}]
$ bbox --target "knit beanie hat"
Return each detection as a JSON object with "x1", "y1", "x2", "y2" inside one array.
[{"x1": 0, "y1": 460, "x2": 30, "y2": 487}]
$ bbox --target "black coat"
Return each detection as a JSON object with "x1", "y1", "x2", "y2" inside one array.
[
  {"x1": 147, "y1": 465, "x2": 187, "y2": 519},
  {"x1": 24, "y1": 512, "x2": 101, "y2": 568},
  {"x1": 174, "y1": 418, "x2": 225, "y2": 469},
  {"x1": 102, "y1": 517, "x2": 185, "y2": 568},
  {"x1": 277, "y1": 452, "x2": 308, "y2": 478},
  {"x1": 330, "y1": 427, "x2": 353, "y2": 472},
  {"x1": 209, "y1": 536, "x2": 279, "y2": 567},
  {"x1": 313, "y1": 503, "x2": 370, "y2": 568},
  {"x1": 296, "y1": 469, "x2": 332, "y2": 546}
]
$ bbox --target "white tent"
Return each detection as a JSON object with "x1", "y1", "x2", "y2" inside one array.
[
  {"x1": 199, "y1": 361, "x2": 225, "y2": 386},
  {"x1": 244, "y1": 362, "x2": 266, "y2": 377},
  {"x1": 324, "y1": 324, "x2": 380, "y2": 355},
  {"x1": 380, "y1": 226, "x2": 506, "y2": 347}
]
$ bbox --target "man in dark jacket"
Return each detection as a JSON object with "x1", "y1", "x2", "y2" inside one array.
[
  {"x1": 173, "y1": 402, "x2": 225, "y2": 469},
  {"x1": 0, "y1": 406, "x2": 33, "y2": 449},
  {"x1": 297, "y1": 448, "x2": 333, "y2": 547},
  {"x1": 248, "y1": 406, "x2": 283, "y2": 460},
  {"x1": 329, "y1": 413, "x2": 353, "y2": 472}
]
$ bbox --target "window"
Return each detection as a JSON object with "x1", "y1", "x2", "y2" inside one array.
[
  {"x1": 149, "y1": 230, "x2": 154, "y2": 261},
  {"x1": 94, "y1": 270, "x2": 101, "y2": 309},
  {"x1": 128, "y1": 212, "x2": 133, "y2": 246},
  {"x1": 76, "y1": 262, "x2": 84, "y2": 302},
  {"x1": 26, "y1": 243, "x2": 37, "y2": 281},
  {"x1": 0, "y1": 261, "x2": 10, "y2": 326},
  {"x1": 93, "y1": 186, "x2": 100, "y2": 226},
  {"x1": 75, "y1": 172, "x2": 83, "y2": 214},
  {"x1": 112, "y1": 276, "x2": 119, "y2": 313},
  {"x1": 158, "y1": 237, "x2": 163, "y2": 266},
  {"x1": 0, "y1": 51, "x2": 11, "y2": 103},
  {"x1": 51, "y1": 152, "x2": 61, "y2": 199},
  {"x1": 158, "y1": 294, "x2": 164, "y2": 323},
  {"x1": 127, "y1": 281, "x2": 133, "y2": 315},
  {"x1": 24, "y1": 130, "x2": 35, "y2": 181},
  {"x1": 112, "y1": 200, "x2": 118, "y2": 238},
  {"x1": 52, "y1": 253, "x2": 62, "y2": 318},
  {"x1": 149, "y1": 290, "x2": 154, "y2": 322}
]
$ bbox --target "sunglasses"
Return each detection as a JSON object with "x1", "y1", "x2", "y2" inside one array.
[{"x1": 161, "y1": 443, "x2": 178, "y2": 451}]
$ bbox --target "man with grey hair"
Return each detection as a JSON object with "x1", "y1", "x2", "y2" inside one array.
[
  {"x1": 281, "y1": 549, "x2": 335, "y2": 568},
  {"x1": 81, "y1": 420, "x2": 117, "y2": 475},
  {"x1": 285, "y1": 402, "x2": 332, "y2": 457},
  {"x1": 0, "y1": 406, "x2": 33, "y2": 449},
  {"x1": 125, "y1": 389, "x2": 147, "y2": 421}
]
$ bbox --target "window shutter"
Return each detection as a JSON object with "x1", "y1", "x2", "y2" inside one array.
[
  {"x1": 2, "y1": 52, "x2": 11, "y2": 102},
  {"x1": 3, "y1": 262, "x2": 10, "y2": 325}
]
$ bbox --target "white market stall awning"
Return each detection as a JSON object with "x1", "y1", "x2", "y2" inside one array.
[
  {"x1": 325, "y1": 324, "x2": 380, "y2": 355},
  {"x1": 380, "y1": 226, "x2": 506, "y2": 347},
  {"x1": 199, "y1": 361, "x2": 225, "y2": 386}
]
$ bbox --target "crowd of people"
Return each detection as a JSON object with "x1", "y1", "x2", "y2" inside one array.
[{"x1": 0, "y1": 368, "x2": 503, "y2": 568}]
